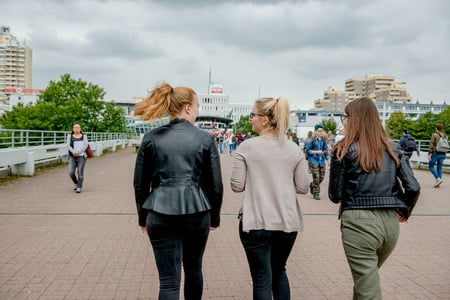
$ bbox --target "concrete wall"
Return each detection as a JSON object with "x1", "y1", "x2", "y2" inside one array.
[{"x1": 0, "y1": 139, "x2": 139, "y2": 177}]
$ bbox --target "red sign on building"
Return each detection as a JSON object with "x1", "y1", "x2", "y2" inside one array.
[{"x1": 2, "y1": 88, "x2": 45, "y2": 94}]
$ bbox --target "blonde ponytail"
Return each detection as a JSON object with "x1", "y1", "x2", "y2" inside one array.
[
  {"x1": 134, "y1": 83, "x2": 195, "y2": 121},
  {"x1": 255, "y1": 97, "x2": 290, "y2": 139}
]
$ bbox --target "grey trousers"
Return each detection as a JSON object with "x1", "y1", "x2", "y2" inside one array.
[
  {"x1": 68, "y1": 156, "x2": 86, "y2": 188},
  {"x1": 341, "y1": 209, "x2": 400, "y2": 300}
]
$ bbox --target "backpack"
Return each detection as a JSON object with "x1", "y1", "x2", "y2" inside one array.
[
  {"x1": 404, "y1": 136, "x2": 417, "y2": 152},
  {"x1": 436, "y1": 133, "x2": 449, "y2": 153}
]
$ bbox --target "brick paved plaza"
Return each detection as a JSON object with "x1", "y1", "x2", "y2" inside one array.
[{"x1": 0, "y1": 148, "x2": 449, "y2": 299}]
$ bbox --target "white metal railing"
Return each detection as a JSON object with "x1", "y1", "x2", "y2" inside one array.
[{"x1": 0, "y1": 129, "x2": 136, "y2": 148}]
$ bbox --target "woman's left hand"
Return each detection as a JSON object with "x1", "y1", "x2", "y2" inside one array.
[
  {"x1": 397, "y1": 215, "x2": 408, "y2": 223},
  {"x1": 140, "y1": 226, "x2": 147, "y2": 234}
]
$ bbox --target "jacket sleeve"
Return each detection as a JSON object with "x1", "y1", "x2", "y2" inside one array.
[
  {"x1": 328, "y1": 152, "x2": 345, "y2": 204},
  {"x1": 428, "y1": 133, "x2": 438, "y2": 154},
  {"x1": 133, "y1": 138, "x2": 154, "y2": 226},
  {"x1": 202, "y1": 135, "x2": 223, "y2": 228},
  {"x1": 294, "y1": 151, "x2": 310, "y2": 194},
  {"x1": 305, "y1": 138, "x2": 313, "y2": 156},
  {"x1": 396, "y1": 158, "x2": 420, "y2": 219}
]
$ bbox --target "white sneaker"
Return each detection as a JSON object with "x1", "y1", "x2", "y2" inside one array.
[{"x1": 434, "y1": 178, "x2": 443, "y2": 188}]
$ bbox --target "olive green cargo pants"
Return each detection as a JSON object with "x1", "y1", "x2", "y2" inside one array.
[{"x1": 341, "y1": 209, "x2": 400, "y2": 300}]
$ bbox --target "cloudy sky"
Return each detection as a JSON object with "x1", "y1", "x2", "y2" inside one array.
[{"x1": 2, "y1": 0, "x2": 449, "y2": 108}]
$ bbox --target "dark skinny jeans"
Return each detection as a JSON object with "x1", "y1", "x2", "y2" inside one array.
[
  {"x1": 146, "y1": 210, "x2": 210, "y2": 300},
  {"x1": 239, "y1": 222, "x2": 297, "y2": 300},
  {"x1": 68, "y1": 155, "x2": 86, "y2": 188}
]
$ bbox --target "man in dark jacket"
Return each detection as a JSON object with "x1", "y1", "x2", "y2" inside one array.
[{"x1": 399, "y1": 129, "x2": 420, "y2": 160}]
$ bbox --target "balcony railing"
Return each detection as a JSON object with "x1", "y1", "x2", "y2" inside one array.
[{"x1": 0, "y1": 129, "x2": 136, "y2": 149}]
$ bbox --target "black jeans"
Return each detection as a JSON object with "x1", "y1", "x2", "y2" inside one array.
[
  {"x1": 146, "y1": 210, "x2": 210, "y2": 300},
  {"x1": 239, "y1": 222, "x2": 297, "y2": 300}
]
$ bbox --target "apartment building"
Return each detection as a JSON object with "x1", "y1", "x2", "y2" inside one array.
[
  {"x1": 345, "y1": 74, "x2": 411, "y2": 103},
  {"x1": 0, "y1": 26, "x2": 32, "y2": 102},
  {"x1": 313, "y1": 86, "x2": 350, "y2": 111}
]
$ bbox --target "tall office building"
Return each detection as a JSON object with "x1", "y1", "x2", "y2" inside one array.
[{"x1": 0, "y1": 26, "x2": 32, "y2": 102}]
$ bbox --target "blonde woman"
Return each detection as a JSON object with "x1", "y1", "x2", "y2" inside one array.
[
  {"x1": 133, "y1": 83, "x2": 223, "y2": 300},
  {"x1": 231, "y1": 97, "x2": 310, "y2": 300}
]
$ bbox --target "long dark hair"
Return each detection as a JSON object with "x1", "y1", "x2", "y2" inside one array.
[{"x1": 333, "y1": 97, "x2": 399, "y2": 173}]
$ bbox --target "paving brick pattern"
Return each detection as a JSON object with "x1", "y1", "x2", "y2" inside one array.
[{"x1": 0, "y1": 148, "x2": 449, "y2": 299}]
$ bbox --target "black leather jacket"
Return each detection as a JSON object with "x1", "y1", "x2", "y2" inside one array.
[
  {"x1": 328, "y1": 142, "x2": 420, "y2": 219},
  {"x1": 134, "y1": 119, "x2": 223, "y2": 227}
]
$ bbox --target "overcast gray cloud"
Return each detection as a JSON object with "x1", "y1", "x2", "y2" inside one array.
[{"x1": 1, "y1": 0, "x2": 449, "y2": 108}]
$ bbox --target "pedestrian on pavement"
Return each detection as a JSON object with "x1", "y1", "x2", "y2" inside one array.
[
  {"x1": 399, "y1": 129, "x2": 420, "y2": 161},
  {"x1": 231, "y1": 97, "x2": 310, "y2": 300},
  {"x1": 328, "y1": 97, "x2": 420, "y2": 300},
  {"x1": 327, "y1": 129, "x2": 336, "y2": 147},
  {"x1": 335, "y1": 129, "x2": 345, "y2": 143},
  {"x1": 229, "y1": 132, "x2": 237, "y2": 154},
  {"x1": 305, "y1": 124, "x2": 329, "y2": 200},
  {"x1": 67, "y1": 123, "x2": 88, "y2": 193},
  {"x1": 133, "y1": 82, "x2": 223, "y2": 300},
  {"x1": 428, "y1": 123, "x2": 448, "y2": 187}
]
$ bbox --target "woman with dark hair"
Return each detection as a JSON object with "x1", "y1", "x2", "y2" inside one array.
[
  {"x1": 67, "y1": 123, "x2": 88, "y2": 193},
  {"x1": 231, "y1": 97, "x2": 310, "y2": 300},
  {"x1": 133, "y1": 82, "x2": 223, "y2": 300},
  {"x1": 329, "y1": 97, "x2": 420, "y2": 299}
]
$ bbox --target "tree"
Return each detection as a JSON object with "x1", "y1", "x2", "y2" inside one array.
[
  {"x1": 410, "y1": 112, "x2": 438, "y2": 140},
  {"x1": 385, "y1": 107, "x2": 450, "y2": 140},
  {"x1": 0, "y1": 74, "x2": 126, "y2": 132},
  {"x1": 234, "y1": 115, "x2": 257, "y2": 136},
  {"x1": 385, "y1": 111, "x2": 414, "y2": 139},
  {"x1": 319, "y1": 117, "x2": 337, "y2": 134}
]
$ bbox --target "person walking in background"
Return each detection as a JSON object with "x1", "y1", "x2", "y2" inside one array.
[
  {"x1": 327, "y1": 129, "x2": 335, "y2": 148},
  {"x1": 305, "y1": 124, "x2": 329, "y2": 200},
  {"x1": 231, "y1": 97, "x2": 310, "y2": 300},
  {"x1": 335, "y1": 129, "x2": 345, "y2": 143},
  {"x1": 229, "y1": 132, "x2": 237, "y2": 154},
  {"x1": 218, "y1": 131, "x2": 225, "y2": 153},
  {"x1": 428, "y1": 123, "x2": 448, "y2": 187},
  {"x1": 329, "y1": 97, "x2": 420, "y2": 300},
  {"x1": 303, "y1": 131, "x2": 314, "y2": 158},
  {"x1": 133, "y1": 83, "x2": 223, "y2": 300},
  {"x1": 291, "y1": 132, "x2": 299, "y2": 146},
  {"x1": 400, "y1": 129, "x2": 420, "y2": 161},
  {"x1": 67, "y1": 123, "x2": 88, "y2": 193}
]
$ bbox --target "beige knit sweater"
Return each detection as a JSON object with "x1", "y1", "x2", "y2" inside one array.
[{"x1": 231, "y1": 136, "x2": 311, "y2": 233}]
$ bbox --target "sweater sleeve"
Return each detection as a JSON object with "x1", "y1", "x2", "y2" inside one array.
[
  {"x1": 67, "y1": 134, "x2": 74, "y2": 154},
  {"x1": 81, "y1": 134, "x2": 89, "y2": 153},
  {"x1": 294, "y1": 151, "x2": 310, "y2": 194},
  {"x1": 230, "y1": 147, "x2": 247, "y2": 193}
]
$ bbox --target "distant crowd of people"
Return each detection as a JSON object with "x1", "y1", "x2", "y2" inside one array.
[{"x1": 68, "y1": 81, "x2": 447, "y2": 300}]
